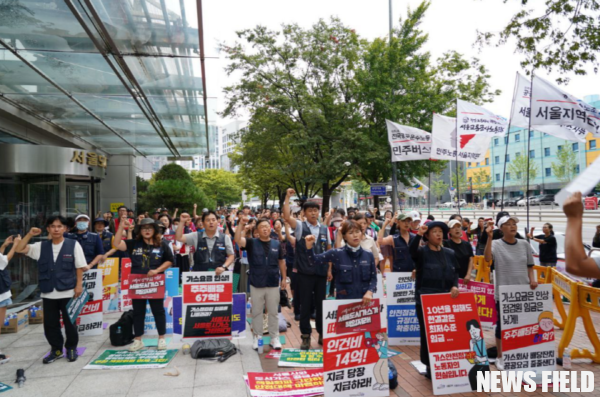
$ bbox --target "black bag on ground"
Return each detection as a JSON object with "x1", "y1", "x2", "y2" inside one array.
[
  {"x1": 109, "y1": 310, "x2": 134, "y2": 346},
  {"x1": 190, "y1": 339, "x2": 237, "y2": 362},
  {"x1": 388, "y1": 360, "x2": 398, "y2": 390}
]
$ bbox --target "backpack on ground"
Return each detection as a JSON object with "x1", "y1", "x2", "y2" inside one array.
[
  {"x1": 109, "y1": 310, "x2": 134, "y2": 346},
  {"x1": 388, "y1": 360, "x2": 398, "y2": 390},
  {"x1": 190, "y1": 338, "x2": 237, "y2": 362}
]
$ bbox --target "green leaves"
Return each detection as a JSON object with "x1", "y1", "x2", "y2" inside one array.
[
  {"x1": 191, "y1": 169, "x2": 243, "y2": 207},
  {"x1": 551, "y1": 140, "x2": 579, "y2": 183}
]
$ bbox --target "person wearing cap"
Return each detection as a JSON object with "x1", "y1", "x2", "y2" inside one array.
[
  {"x1": 112, "y1": 217, "x2": 173, "y2": 351},
  {"x1": 564, "y1": 191, "x2": 600, "y2": 278},
  {"x1": 407, "y1": 211, "x2": 422, "y2": 235},
  {"x1": 93, "y1": 217, "x2": 116, "y2": 260},
  {"x1": 448, "y1": 214, "x2": 470, "y2": 242},
  {"x1": 65, "y1": 214, "x2": 104, "y2": 272},
  {"x1": 409, "y1": 221, "x2": 460, "y2": 379},
  {"x1": 378, "y1": 213, "x2": 416, "y2": 275},
  {"x1": 443, "y1": 220, "x2": 474, "y2": 281},
  {"x1": 483, "y1": 214, "x2": 536, "y2": 370}
]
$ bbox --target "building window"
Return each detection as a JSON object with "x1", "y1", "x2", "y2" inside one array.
[
  {"x1": 504, "y1": 136, "x2": 509, "y2": 144},
  {"x1": 485, "y1": 158, "x2": 489, "y2": 165},
  {"x1": 516, "y1": 152, "x2": 521, "y2": 158},
  {"x1": 505, "y1": 154, "x2": 510, "y2": 162},
  {"x1": 573, "y1": 142, "x2": 579, "y2": 152},
  {"x1": 530, "y1": 130, "x2": 535, "y2": 138},
  {"x1": 495, "y1": 156, "x2": 500, "y2": 164},
  {"x1": 558, "y1": 145, "x2": 563, "y2": 152},
  {"x1": 495, "y1": 173, "x2": 500, "y2": 182},
  {"x1": 575, "y1": 164, "x2": 580, "y2": 173},
  {"x1": 506, "y1": 172, "x2": 511, "y2": 181},
  {"x1": 591, "y1": 140, "x2": 597, "y2": 150},
  {"x1": 494, "y1": 138, "x2": 499, "y2": 146},
  {"x1": 530, "y1": 150, "x2": 535, "y2": 158},
  {"x1": 515, "y1": 133, "x2": 520, "y2": 142},
  {"x1": 545, "y1": 168, "x2": 551, "y2": 177},
  {"x1": 544, "y1": 147, "x2": 550, "y2": 157}
]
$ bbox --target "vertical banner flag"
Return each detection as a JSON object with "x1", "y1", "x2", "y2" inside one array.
[
  {"x1": 323, "y1": 299, "x2": 389, "y2": 397},
  {"x1": 386, "y1": 272, "x2": 420, "y2": 345},
  {"x1": 421, "y1": 292, "x2": 490, "y2": 395},
  {"x1": 120, "y1": 258, "x2": 132, "y2": 311},
  {"x1": 531, "y1": 74, "x2": 600, "y2": 136},
  {"x1": 498, "y1": 284, "x2": 556, "y2": 381},
  {"x1": 386, "y1": 120, "x2": 432, "y2": 161},
  {"x1": 458, "y1": 280, "x2": 496, "y2": 330},
  {"x1": 457, "y1": 99, "x2": 508, "y2": 136},
  {"x1": 76, "y1": 269, "x2": 103, "y2": 336},
  {"x1": 431, "y1": 113, "x2": 491, "y2": 162},
  {"x1": 172, "y1": 296, "x2": 183, "y2": 341},
  {"x1": 144, "y1": 268, "x2": 179, "y2": 335},
  {"x1": 98, "y1": 258, "x2": 119, "y2": 313},
  {"x1": 182, "y1": 272, "x2": 233, "y2": 339},
  {"x1": 398, "y1": 178, "x2": 429, "y2": 198},
  {"x1": 448, "y1": 186, "x2": 456, "y2": 200},
  {"x1": 232, "y1": 293, "x2": 247, "y2": 339}
]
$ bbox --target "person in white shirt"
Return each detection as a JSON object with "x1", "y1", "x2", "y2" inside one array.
[
  {"x1": 16, "y1": 216, "x2": 86, "y2": 364},
  {"x1": 0, "y1": 235, "x2": 21, "y2": 364}
]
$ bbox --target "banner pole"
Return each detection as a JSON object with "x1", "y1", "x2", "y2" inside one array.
[
  {"x1": 526, "y1": 72, "x2": 535, "y2": 233},
  {"x1": 500, "y1": 72, "x2": 520, "y2": 211},
  {"x1": 455, "y1": 99, "x2": 461, "y2": 216},
  {"x1": 428, "y1": 159, "x2": 431, "y2": 217}
]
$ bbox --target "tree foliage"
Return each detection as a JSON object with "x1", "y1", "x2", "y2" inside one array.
[
  {"x1": 431, "y1": 177, "x2": 449, "y2": 202},
  {"x1": 508, "y1": 153, "x2": 539, "y2": 194},
  {"x1": 477, "y1": 0, "x2": 600, "y2": 83},
  {"x1": 191, "y1": 169, "x2": 243, "y2": 207},
  {"x1": 472, "y1": 168, "x2": 492, "y2": 199},
  {"x1": 451, "y1": 167, "x2": 470, "y2": 200},
  {"x1": 351, "y1": 180, "x2": 371, "y2": 197},
  {"x1": 551, "y1": 141, "x2": 579, "y2": 184}
]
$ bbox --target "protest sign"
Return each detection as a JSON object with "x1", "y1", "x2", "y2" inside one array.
[
  {"x1": 431, "y1": 113, "x2": 491, "y2": 163},
  {"x1": 84, "y1": 349, "x2": 178, "y2": 370},
  {"x1": 386, "y1": 120, "x2": 432, "y2": 162},
  {"x1": 498, "y1": 284, "x2": 556, "y2": 381},
  {"x1": 335, "y1": 299, "x2": 382, "y2": 334},
  {"x1": 386, "y1": 272, "x2": 419, "y2": 345},
  {"x1": 232, "y1": 293, "x2": 247, "y2": 338},
  {"x1": 421, "y1": 292, "x2": 490, "y2": 395},
  {"x1": 265, "y1": 350, "x2": 282, "y2": 359},
  {"x1": 457, "y1": 99, "x2": 508, "y2": 136},
  {"x1": 555, "y1": 154, "x2": 600, "y2": 207},
  {"x1": 128, "y1": 274, "x2": 166, "y2": 299},
  {"x1": 0, "y1": 382, "x2": 11, "y2": 393},
  {"x1": 244, "y1": 369, "x2": 324, "y2": 397},
  {"x1": 120, "y1": 258, "x2": 132, "y2": 311},
  {"x1": 458, "y1": 280, "x2": 496, "y2": 331},
  {"x1": 172, "y1": 296, "x2": 183, "y2": 342},
  {"x1": 182, "y1": 272, "x2": 233, "y2": 339},
  {"x1": 144, "y1": 268, "x2": 178, "y2": 335},
  {"x1": 278, "y1": 349, "x2": 323, "y2": 368},
  {"x1": 72, "y1": 270, "x2": 104, "y2": 336},
  {"x1": 324, "y1": 299, "x2": 389, "y2": 397},
  {"x1": 66, "y1": 285, "x2": 89, "y2": 324},
  {"x1": 98, "y1": 258, "x2": 119, "y2": 313}
]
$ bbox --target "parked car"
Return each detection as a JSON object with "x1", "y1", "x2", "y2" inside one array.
[
  {"x1": 531, "y1": 194, "x2": 557, "y2": 206},
  {"x1": 504, "y1": 196, "x2": 523, "y2": 207},
  {"x1": 440, "y1": 202, "x2": 454, "y2": 208},
  {"x1": 517, "y1": 196, "x2": 540, "y2": 206}
]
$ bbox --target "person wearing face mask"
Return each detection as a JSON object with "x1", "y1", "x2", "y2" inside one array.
[
  {"x1": 93, "y1": 218, "x2": 117, "y2": 262},
  {"x1": 378, "y1": 213, "x2": 416, "y2": 275},
  {"x1": 410, "y1": 221, "x2": 460, "y2": 380},
  {"x1": 305, "y1": 220, "x2": 377, "y2": 304},
  {"x1": 235, "y1": 216, "x2": 287, "y2": 351},
  {"x1": 65, "y1": 215, "x2": 104, "y2": 272}
]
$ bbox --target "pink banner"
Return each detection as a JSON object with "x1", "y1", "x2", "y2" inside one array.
[{"x1": 458, "y1": 279, "x2": 496, "y2": 330}]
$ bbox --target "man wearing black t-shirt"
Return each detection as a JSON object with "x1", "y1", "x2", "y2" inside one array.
[{"x1": 528, "y1": 224, "x2": 557, "y2": 267}]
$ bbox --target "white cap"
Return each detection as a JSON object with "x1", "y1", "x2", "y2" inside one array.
[
  {"x1": 448, "y1": 219, "x2": 462, "y2": 229},
  {"x1": 408, "y1": 211, "x2": 421, "y2": 222},
  {"x1": 75, "y1": 214, "x2": 90, "y2": 221},
  {"x1": 497, "y1": 215, "x2": 519, "y2": 228}
]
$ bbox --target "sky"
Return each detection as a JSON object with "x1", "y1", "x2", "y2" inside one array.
[{"x1": 202, "y1": 0, "x2": 600, "y2": 126}]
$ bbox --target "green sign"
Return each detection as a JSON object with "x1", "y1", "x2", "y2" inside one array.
[
  {"x1": 278, "y1": 348, "x2": 323, "y2": 368},
  {"x1": 84, "y1": 349, "x2": 178, "y2": 370}
]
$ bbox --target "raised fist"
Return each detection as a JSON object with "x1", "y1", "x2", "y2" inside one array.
[
  {"x1": 180, "y1": 213, "x2": 191, "y2": 223},
  {"x1": 29, "y1": 228, "x2": 42, "y2": 236},
  {"x1": 286, "y1": 188, "x2": 295, "y2": 197},
  {"x1": 417, "y1": 225, "x2": 428, "y2": 236},
  {"x1": 305, "y1": 234, "x2": 316, "y2": 249}
]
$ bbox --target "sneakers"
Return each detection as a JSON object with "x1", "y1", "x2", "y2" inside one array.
[
  {"x1": 495, "y1": 358, "x2": 504, "y2": 370},
  {"x1": 252, "y1": 334, "x2": 259, "y2": 350},
  {"x1": 129, "y1": 339, "x2": 145, "y2": 352},
  {"x1": 67, "y1": 348, "x2": 78, "y2": 362},
  {"x1": 43, "y1": 349, "x2": 64, "y2": 364},
  {"x1": 158, "y1": 338, "x2": 168, "y2": 351},
  {"x1": 270, "y1": 338, "x2": 282, "y2": 350},
  {"x1": 300, "y1": 334, "x2": 311, "y2": 350},
  {"x1": 294, "y1": 314, "x2": 301, "y2": 321}
]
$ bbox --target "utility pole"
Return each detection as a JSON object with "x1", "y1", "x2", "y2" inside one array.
[{"x1": 389, "y1": 0, "x2": 399, "y2": 214}]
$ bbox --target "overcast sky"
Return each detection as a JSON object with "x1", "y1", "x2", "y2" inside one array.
[{"x1": 202, "y1": 0, "x2": 599, "y2": 126}]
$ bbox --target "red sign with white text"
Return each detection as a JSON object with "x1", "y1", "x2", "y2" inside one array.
[
  {"x1": 128, "y1": 274, "x2": 166, "y2": 299},
  {"x1": 183, "y1": 283, "x2": 233, "y2": 304},
  {"x1": 335, "y1": 299, "x2": 382, "y2": 334}
]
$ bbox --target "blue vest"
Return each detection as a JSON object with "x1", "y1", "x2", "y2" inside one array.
[
  {"x1": 193, "y1": 233, "x2": 227, "y2": 271},
  {"x1": 66, "y1": 232, "x2": 101, "y2": 264},
  {"x1": 334, "y1": 247, "x2": 376, "y2": 299},
  {"x1": 99, "y1": 231, "x2": 114, "y2": 254},
  {"x1": 294, "y1": 222, "x2": 328, "y2": 276},
  {"x1": 392, "y1": 233, "x2": 416, "y2": 272},
  {"x1": 38, "y1": 239, "x2": 77, "y2": 293},
  {"x1": 248, "y1": 239, "x2": 281, "y2": 288},
  {"x1": 129, "y1": 240, "x2": 165, "y2": 275}
]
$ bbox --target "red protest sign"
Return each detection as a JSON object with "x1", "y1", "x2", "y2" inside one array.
[
  {"x1": 128, "y1": 274, "x2": 166, "y2": 299},
  {"x1": 183, "y1": 283, "x2": 233, "y2": 304},
  {"x1": 335, "y1": 299, "x2": 381, "y2": 334}
]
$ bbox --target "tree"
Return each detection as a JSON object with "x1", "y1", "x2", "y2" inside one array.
[
  {"x1": 477, "y1": 0, "x2": 600, "y2": 83},
  {"x1": 431, "y1": 178, "x2": 448, "y2": 203},
  {"x1": 451, "y1": 169, "x2": 469, "y2": 201},
  {"x1": 472, "y1": 168, "x2": 492, "y2": 200},
  {"x1": 142, "y1": 164, "x2": 214, "y2": 212},
  {"x1": 351, "y1": 180, "x2": 371, "y2": 197},
  {"x1": 508, "y1": 153, "x2": 539, "y2": 196},
  {"x1": 551, "y1": 141, "x2": 579, "y2": 185},
  {"x1": 191, "y1": 169, "x2": 243, "y2": 207}
]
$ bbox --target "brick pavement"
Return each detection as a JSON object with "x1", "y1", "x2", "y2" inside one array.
[{"x1": 257, "y1": 303, "x2": 600, "y2": 397}]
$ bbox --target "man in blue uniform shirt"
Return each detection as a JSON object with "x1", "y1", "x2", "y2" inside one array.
[{"x1": 65, "y1": 214, "x2": 104, "y2": 272}]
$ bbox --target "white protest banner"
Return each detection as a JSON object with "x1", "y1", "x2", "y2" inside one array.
[
  {"x1": 421, "y1": 292, "x2": 490, "y2": 395},
  {"x1": 431, "y1": 113, "x2": 491, "y2": 163},
  {"x1": 386, "y1": 120, "x2": 432, "y2": 161},
  {"x1": 386, "y1": 272, "x2": 420, "y2": 345},
  {"x1": 77, "y1": 269, "x2": 103, "y2": 336},
  {"x1": 457, "y1": 99, "x2": 508, "y2": 136},
  {"x1": 555, "y1": 154, "x2": 600, "y2": 207},
  {"x1": 531, "y1": 74, "x2": 600, "y2": 136},
  {"x1": 399, "y1": 178, "x2": 429, "y2": 198},
  {"x1": 182, "y1": 272, "x2": 233, "y2": 339},
  {"x1": 498, "y1": 284, "x2": 556, "y2": 382},
  {"x1": 323, "y1": 299, "x2": 389, "y2": 397}
]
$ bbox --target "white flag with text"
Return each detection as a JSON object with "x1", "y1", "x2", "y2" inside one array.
[
  {"x1": 386, "y1": 120, "x2": 431, "y2": 162},
  {"x1": 431, "y1": 113, "x2": 491, "y2": 163},
  {"x1": 457, "y1": 99, "x2": 508, "y2": 136},
  {"x1": 399, "y1": 178, "x2": 429, "y2": 197}
]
